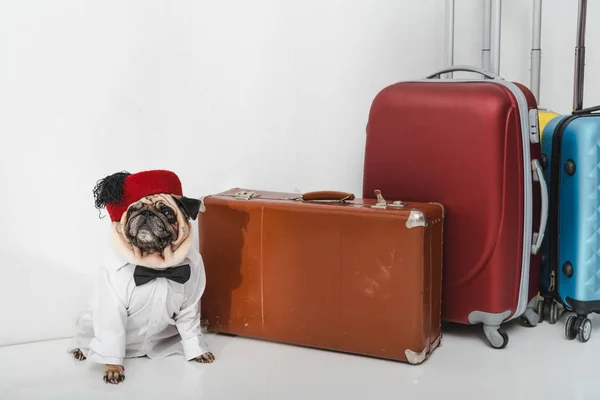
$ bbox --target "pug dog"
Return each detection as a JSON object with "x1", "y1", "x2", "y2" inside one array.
[{"x1": 67, "y1": 170, "x2": 214, "y2": 384}]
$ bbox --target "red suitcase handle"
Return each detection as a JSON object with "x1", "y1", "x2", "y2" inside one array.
[{"x1": 425, "y1": 65, "x2": 501, "y2": 80}]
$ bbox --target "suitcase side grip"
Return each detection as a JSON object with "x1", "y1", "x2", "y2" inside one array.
[
  {"x1": 301, "y1": 191, "x2": 355, "y2": 202},
  {"x1": 531, "y1": 159, "x2": 548, "y2": 255}
]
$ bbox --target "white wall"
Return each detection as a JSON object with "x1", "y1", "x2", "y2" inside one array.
[{"x1": 0, "y1": 0, "x2": 598, "y2": 347}]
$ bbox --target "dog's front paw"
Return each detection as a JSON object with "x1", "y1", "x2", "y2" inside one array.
[
  {"x1": 194, "y1": 352, "x2": 215, "y2": 364},
  {"x1": 72, "y1": 349, "x2": 86, "y2": 361},
  {"x1": 103, "y1": 364, "x2": 125, "y2": 384}
]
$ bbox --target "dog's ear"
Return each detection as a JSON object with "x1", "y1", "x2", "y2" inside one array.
[{"x1": 173, "y1": 196, "x2": 201, "y2": 221}]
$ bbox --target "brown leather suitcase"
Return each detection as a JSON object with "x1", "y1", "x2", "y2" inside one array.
[{"x1": 198, "y1": 188, "x2": 444, "y2": 364}]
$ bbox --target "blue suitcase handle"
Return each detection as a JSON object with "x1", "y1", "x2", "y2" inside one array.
[
  {"x1": 531, "y1": 159, "x2": 549, "y2": 255},
  {"x1": 573, "y1": 105, "x2": 600, "y2": 115},
  {"x1": 425, "y1": 65, "x2": 502, "y2": 80}
]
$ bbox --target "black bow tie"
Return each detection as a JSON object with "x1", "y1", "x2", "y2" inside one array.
[{"x1": 133, "y1": 264, "x2": 191, "y2": 287}]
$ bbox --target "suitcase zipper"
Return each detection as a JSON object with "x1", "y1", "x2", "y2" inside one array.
[{"x1": 548, "y1": 114, "x2": 578, "y2": 298}]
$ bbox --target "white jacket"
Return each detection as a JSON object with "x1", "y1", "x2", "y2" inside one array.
[{"x1": 67, "y1": 247, "x2": 209, "y2": 365}]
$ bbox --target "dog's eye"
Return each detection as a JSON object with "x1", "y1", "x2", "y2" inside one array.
[
  {"x1": 161, "y1": 207, "x2": 173, "y2": 217},
  {"x1": 127, "y1": 205, "x2": 140, "y2": 217}
]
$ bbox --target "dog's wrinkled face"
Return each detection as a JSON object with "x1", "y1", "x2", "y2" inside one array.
[
  {"x1": 125, "y1": 196, "x2": 179, "y2": 253},
  {"x1": 111, "y1": 194, "x2": 201, "y2": 269}
]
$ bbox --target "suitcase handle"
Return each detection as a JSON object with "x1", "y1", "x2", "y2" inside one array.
[
  {"x1": 573, "y1": 105, "x2": 600, "y2": 115},
  {"x1": 301, "y1": 191, "x2": 355, "y2": 202},
  {"x1": 531, "y1": 159, "x2": 548, "y2": 255},
  {"x1": 425, "y1": 65, "x2": 502, "y2": 80}
]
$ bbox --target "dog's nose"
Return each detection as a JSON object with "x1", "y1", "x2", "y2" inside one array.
[{"x1": 141, "y1": 210, "x2": 153, "y2": 217}]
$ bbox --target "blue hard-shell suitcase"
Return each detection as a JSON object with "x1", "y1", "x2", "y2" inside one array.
[
  {"x1": 538, "y1": 0, "x2": 600, "y2": 343},
  {"x1": 539, "y1": 110, "x2": 600, "y2": 342}
]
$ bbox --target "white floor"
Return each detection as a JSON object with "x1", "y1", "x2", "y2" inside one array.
[{"x1": 1, "y1": 315, "x2": 600, "y2": 400}]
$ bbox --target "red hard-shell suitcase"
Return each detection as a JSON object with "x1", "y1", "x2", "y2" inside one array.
[{"x1": 362, "y1": 65, "x2": 549, "y2": 349}]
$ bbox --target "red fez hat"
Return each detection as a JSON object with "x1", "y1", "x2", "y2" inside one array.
[{"x1": 93, "y1": 170, "x2": 183, "y2": 222}]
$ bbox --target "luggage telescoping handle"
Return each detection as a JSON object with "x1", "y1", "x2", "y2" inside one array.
[
  {"x1": 426, "y1": 65, "x2": 502, "y2": 80},
  {"x1": 489, "y1": 0, "x2": 502, "y2": 75},
  {"x1": 530, "y1": 0, "x2": 542, "y2": 102},
  {"x1": 444, "y1": 0, "x2": 455, "y2": 78},
  {"x1": 482, "y1": 0, "x2": 492, "y2": 72},
  {"x1": 531, "y1": 159, "x2": 549, "y2": 255},
  {"x1": 573, "y1": 0, "x2": 587, "y2": 112},
  {"x1": 482, "y1": 0, "x2": 501, "y2": 75}
]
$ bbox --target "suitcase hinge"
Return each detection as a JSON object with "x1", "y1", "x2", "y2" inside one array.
[{"x1": 372, "y1": 189, "x2": 405, "y2": 209}]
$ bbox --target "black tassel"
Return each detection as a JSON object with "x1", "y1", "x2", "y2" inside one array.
[{"x1": 92, "y1": 171, "x2": 131, "y2": 218}]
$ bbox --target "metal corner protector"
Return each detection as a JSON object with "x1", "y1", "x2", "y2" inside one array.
[{"x1": 406, "y1": 210, "x2": 427, "y2": 229}]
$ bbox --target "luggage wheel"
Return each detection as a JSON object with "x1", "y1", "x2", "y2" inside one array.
[
  {"x1": 537, "y1": 297, "x2": 560, "y2": 324},
  {"x1": 519, "y1": 302, "x2": 540, "y2": 328},
  {"x1": 565, "y1": 315, "x2": 592, "y2": 343},
  {"x1": 483, "y1": 325, "x2": 509, "y2": 349},
  {"x1": 519, "y1": 312, "x2": 538, "y2": 328}
]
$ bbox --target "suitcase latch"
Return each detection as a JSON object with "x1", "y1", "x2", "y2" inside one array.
[
  {"x1": 372, "y1": 189, "x2": 404, "y2": 209},
  {"x1": 233, "y1": 190, "x2": 260, "y2": 200}
]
